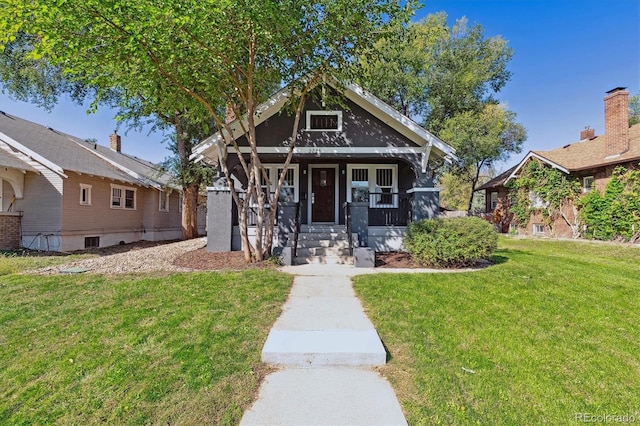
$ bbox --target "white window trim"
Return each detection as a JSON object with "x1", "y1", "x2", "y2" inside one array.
[
  {"x1": 533, "y1": 223, "x2": 545, "y2": 235},
  {"x1": 346, "y1": 164, "x2": 398, "y2": 208},
  {"x1": 252, "y1": 164, "x2": 299, "y2": 204},
  {"x1": 110, "y1": 183, "x2": 137, "y2": 210},
  {"x1": 159, "y1": 190, "x2": 169, "y2": 212},
  {"x1": 305, "y1": 110, "x2": 343, "y2": 132},
  {"x1": 0, "y1": 178, "x2": 3, "y2": 212},
  {"x1": 79, "y1": 183, "x2": 92, "y2": 206},
  {"x1": 583, "y1": 176, "x2": 595, "y2": 193}
]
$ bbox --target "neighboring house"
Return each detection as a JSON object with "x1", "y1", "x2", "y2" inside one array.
[
  {"x1": 0, "y1": 111, "x2": 186, "y2": 251},
  {"x1": 478, "y1": 87, "x2": 640, "y2": 237},
  {"x1": 192, "y1": 80, "x2": 456, "y2": 263}
]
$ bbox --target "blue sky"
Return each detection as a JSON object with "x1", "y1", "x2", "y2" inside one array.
[{"x1": 1, "y1": 0, "x2": 639, "y2": 170}]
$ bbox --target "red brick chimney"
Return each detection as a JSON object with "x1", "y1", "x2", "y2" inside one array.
[
  {"x1": 604, "y1": 87, "x2": 629, "y2": 157},
  {"x1": 580, "y1": 126, "x2": 595, "y2": 140},
  {"x1": 109, "y1": 131, "x2": 121, "y2": 152}
]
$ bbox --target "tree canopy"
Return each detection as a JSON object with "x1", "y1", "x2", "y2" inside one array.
[
  {"x1": 0, "y1": 0, "x2": 412, "y2": 261},
  {"x1": 359, "y1": 12, "x2": 524, "y2": 211}
]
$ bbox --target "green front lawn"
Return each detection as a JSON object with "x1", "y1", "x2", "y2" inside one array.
[
  {"x1": 0, "y1": 251, "x2": 93, "y2": 276},
  {"x1": 0, "y1": 270, "x2": 292, "y2": 425},
  {"x1": 354, "y1": 237, "x2": 640, "y2": 425}
]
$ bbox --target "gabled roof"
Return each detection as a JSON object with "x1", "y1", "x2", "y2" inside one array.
[
  {"x1": 499, "y1": 123, "x2": 640, "y2": 186},
  {"x1": 191, "y1": 79, "x2": 456, "y2": 164},
  {"x1": 0, "y1": 111, "x2": 175, "y2": 189},
  {"x1": 531, "y1": 123, "x2": 640, "y2": 171},
  {"x1": 476, "y1": 165, "x2": 517, "y2": 191}
]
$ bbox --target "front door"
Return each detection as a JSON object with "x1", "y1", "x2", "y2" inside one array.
[{"x1": 312, "y1": 168, "x2": 335, "y2": 222}]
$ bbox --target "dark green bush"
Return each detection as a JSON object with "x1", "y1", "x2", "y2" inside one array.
[{"x1": 405, "y1": 217, "x2": 498, "y2": 268}]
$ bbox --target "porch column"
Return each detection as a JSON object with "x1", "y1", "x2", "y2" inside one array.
[
  {"x1": 411, "y1": 172, "x2": 440, "y2": 221},
  {"x1": 206, "y1": 182, "x2": 233, "y2": 252},
  {"x1": 277, "y1": 201, "x2": 298, "y2": 250},
  {"x1": 349, "y1": 201, "x2": 369, "y2": 247}
]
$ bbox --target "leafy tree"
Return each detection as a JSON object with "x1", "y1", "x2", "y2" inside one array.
[
  {"x1": 0, "y1": 0, "x2": 412, "y2": 262},
  {"x1": 438, "y1": 169, "x2": 491, "y2": 212},
  {"x1": 439, "y1": 104, "x2": 526, "y2": 212},
  {"x1": 359, "y1": 12, "x2": 513, "y2": 133},
  {"x1": 1, "y1": 33, "x2": 212, "y2": 240},
  {"x1": 630, "y1": 93, "x2": 640, "y2": 126},
  {"x1": 359, "y1": 12, "x2": 522, "y2": 210}
]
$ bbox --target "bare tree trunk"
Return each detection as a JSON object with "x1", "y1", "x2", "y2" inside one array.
[{"x1": 181, "y1": 183, "x2": 199, "y2": 239}]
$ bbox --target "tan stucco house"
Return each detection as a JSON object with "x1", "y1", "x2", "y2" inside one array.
[{"x1": 0, "y1": 111, "x2": 186, "y2": 251}]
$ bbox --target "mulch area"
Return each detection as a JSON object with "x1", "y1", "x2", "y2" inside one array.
[
  {"x1": 174, "y1": 249, "x2": 423, "y2": 270},
  {"x1": 173, "y1": 248, "x2": 278, "y2": 271},
  {"x1": 374, "y1": 252, "x2": 423, "y2": 268}
]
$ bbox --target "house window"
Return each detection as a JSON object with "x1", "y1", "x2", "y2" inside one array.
[
  {"x1": 305, "y1": 110, "x2": 342, "y2": 131},
  {"x1": 490, "y1": 192, "x2": 498, "y2": 210},
  {"x1": 84, "y1": 236, "x2": 100, "y2": 248},
  {"x1": 111, "y1": 184, "x2": 136, "y2": 209},
  {"x1": 253, "y1": 164, "x2": 299, "y2": 203},
  {"x1": 583, "y1": 176, "x2": 595, "y2": 193},
  {"x1": 159, "y1": 190, "x2": 169, "y2": 212},
  {"x1": 277, "y1": 167, "x2": 296, "y2": 202},
  {"x1": 347, "y1": 164, "x2": 398, "y2": 208},
  {"x1": 350, "y1": 168, "x2": 369, "y2": 202},
  {"x1": 529, "y1": 191, "x2": 546, "y2": 208},
  {"x1": 80, "y1": 184, "x2": 92, "y2": 206},
  {"x1": 533, "y1": 223, "x2": 545, "y2": 235}
]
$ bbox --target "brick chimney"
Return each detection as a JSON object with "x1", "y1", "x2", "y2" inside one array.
[
  {"x1": 604, "y1": 87, "x2": 629, "y2": 157},
  {"x1": 580, "y1": 126, "x2": 595, "y2": 140},
  {"x1": 110, "y1": 131, "x2": 121, "y2": 152}
]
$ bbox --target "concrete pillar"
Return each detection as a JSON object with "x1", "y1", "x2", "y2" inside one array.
[
  {"x1": 277, "y1": 201, "x2": 299, "y2": 249},
  {"x1": 206, "y1": 185, "x2": 233, "y2": 252},
  {"x1": 349, "y1": 202, "x2": 369, "y2": 247},
  {"x1": 411, "y1": 171, "x2": 440, "y2": 221}
]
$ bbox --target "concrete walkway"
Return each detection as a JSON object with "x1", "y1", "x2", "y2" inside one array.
[{"x1": 240, "y1": 265, "x2": 409, "y2": 425}]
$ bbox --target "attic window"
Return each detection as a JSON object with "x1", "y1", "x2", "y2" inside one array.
[{"x1": 306, "y1": 110, "x2": 342, "y2": 131}]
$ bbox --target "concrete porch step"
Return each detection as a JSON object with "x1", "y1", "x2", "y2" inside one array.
[
  {"x1": 296, "y1": 246, "x2": 352, "y2": 257},
  {"x1": 300, "y1": 225, "x2": 347, "y2": 233},
  {"x1": 294, "y1": 255, "x2": 353, "y2": 265},
  {"x1": 296, "y1": 232, "x2": 349, "y2": 241},
  {"x1": 290, "y1": 239, "x2": 351, "y2": 249}
]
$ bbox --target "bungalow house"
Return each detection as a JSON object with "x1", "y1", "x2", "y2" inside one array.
[
  {"x1": 0, "y1": 111, "x2": 189, "y2": 251},
  {"x1": 478, "y1": 87, "x2": 640, "y2": 237},
  {"x1": 192, "y1": 80, "x2": 456, "y2": 265}
]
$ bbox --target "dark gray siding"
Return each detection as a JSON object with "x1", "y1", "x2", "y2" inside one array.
[{"x1": 238, "y1": 93, "x2": 420, "y2": 149}]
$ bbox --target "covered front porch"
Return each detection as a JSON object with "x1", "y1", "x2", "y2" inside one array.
[{"x1": 207, "y1": 153, "x2": 441, "y2": 261}]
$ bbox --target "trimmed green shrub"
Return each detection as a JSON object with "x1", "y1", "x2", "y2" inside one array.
[{"x1": 405, "y1": 217, "x2": 498, "y2": 268}]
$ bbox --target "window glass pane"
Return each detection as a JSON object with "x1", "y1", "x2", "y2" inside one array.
[
  {"x1": 376, "y1": 168, "x2": 393, "y2": 187},
  {"x1": 125, "y1": 189, "x2": 135, "y2": 208},
  {"x1": 310, "y1": 114, "x2": 339, "y2": 130},
  {"x1": 277, "y1": 168, "x2": 295, "y2": 202},
  {"x1": 350, "y1": 168, "x2": 369, "y2": 202},
  {"x1": 112, "y1": 188, "x2": 121, "y2": 206}
]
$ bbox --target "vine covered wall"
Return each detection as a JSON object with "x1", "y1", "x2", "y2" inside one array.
[{"x1": 508, "y1": 161, "x2": 640, "y2": 241}]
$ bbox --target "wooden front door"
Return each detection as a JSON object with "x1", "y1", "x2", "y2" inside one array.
[{"x1": 312, "y1": 168, "x2": 335, "y2": 222}]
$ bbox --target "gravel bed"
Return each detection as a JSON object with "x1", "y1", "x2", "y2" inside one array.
[{"x1": 33, "y1": 238, "x2": 207, "y2": 275}]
